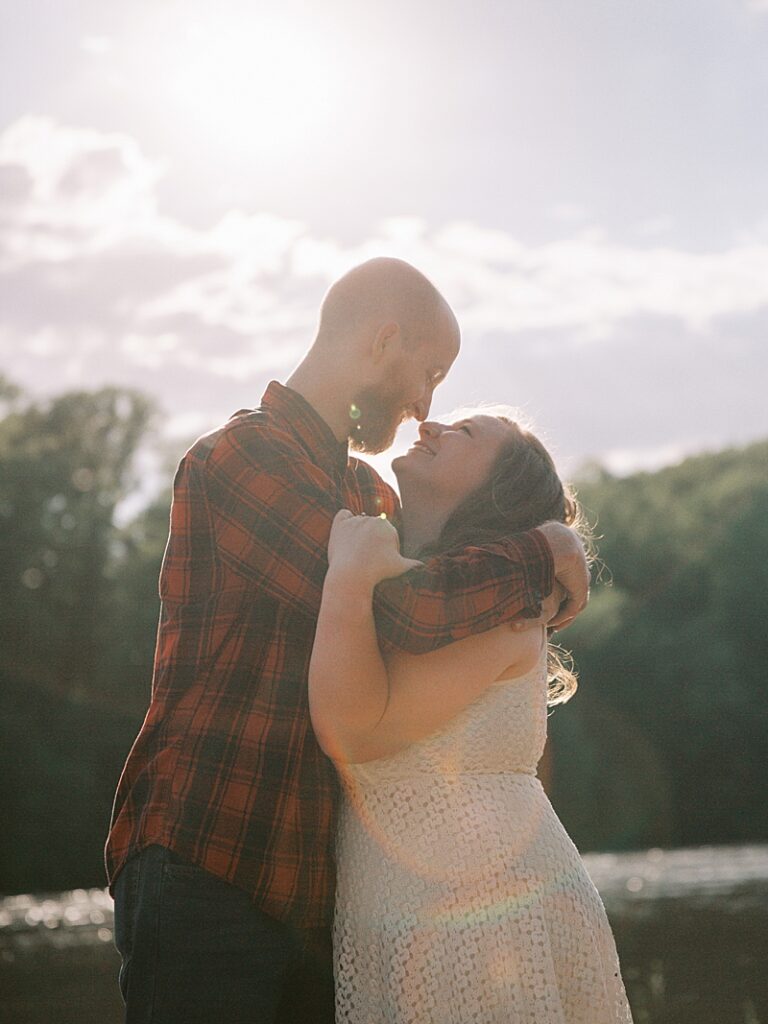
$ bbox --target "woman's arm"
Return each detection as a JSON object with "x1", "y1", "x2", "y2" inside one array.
[
  {"x1": 308, "y1": 565, "x2": 390, "y2": 763},
  {"x1": 308, "y1": 511, "x2": 420, "y2": 763},
  {"x1": 308, "y1": 511, "x2": 548, "y2": 764}
]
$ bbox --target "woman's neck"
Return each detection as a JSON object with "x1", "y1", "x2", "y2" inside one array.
[{"x1": 398, "y1": 486, "x2": 451, "y2": 557}]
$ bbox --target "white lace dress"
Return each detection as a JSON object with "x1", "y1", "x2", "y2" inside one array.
[{"x1": 333, "y1": 649, "x2": 634, "y2": 1023}]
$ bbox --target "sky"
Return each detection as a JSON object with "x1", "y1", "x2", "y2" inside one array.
[{"x1": 2, "y1": 0, "x2": 767, "y2": 488}]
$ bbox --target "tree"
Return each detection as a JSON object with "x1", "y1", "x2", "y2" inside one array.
[
  {"x1": 0, "y1": 381, "x2": 160, "y2": 892},
  {"x1": 1, "y1": 378, "x2": 766, "y2": 891},
  {"x1": 551, "y1": 441, "x2": 768, "y2": 850},
  {"x1": 0, "y1": 385, "x2": 155, "y2": 702}
]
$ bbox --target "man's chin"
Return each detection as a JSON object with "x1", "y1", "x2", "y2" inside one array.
[
  {"x1": 349, "y1": 436, "x2": 392, "y2": 456},
  {"x1": 348, "y1": 423, "x2": 402, "y2": 455}
]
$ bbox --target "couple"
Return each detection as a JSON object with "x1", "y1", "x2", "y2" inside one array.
[{"x1": 106, "y1": 257, "x2": 632, "y2": 1022}]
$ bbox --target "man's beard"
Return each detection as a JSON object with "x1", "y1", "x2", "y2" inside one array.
[{"x1": 348, "y1": 384, "x2": 408, "y2": 455}]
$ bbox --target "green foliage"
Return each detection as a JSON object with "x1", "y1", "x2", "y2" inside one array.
[
  {"x1": 0, "y1": 376, "x2": 766, "y2": 892},
  {"x1": 102, "y1": 497, "x2": 172, "y2": 714},
  {"x1": 0, "y1": 381, "x2": 165, "y2": 892},
  {"x1": 0, "y1": 670, "x2": 138, "y2": 891},
  {"x1": 0, "y1": 385, "x2": 156, "y2": 702},
  {"x1": 551, "y1": 441, "x2": 768, "y2": 851}
]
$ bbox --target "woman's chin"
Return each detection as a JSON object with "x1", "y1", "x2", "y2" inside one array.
[
  {"x1": 393, "y1": 455, "x2": 437, "y2": 501},
  {"x1": 392, "y1": 449, "x2": 424, "y2": 477},
  {"x1": 391, "y1": 451, "x2": 410, "y2": 473}
]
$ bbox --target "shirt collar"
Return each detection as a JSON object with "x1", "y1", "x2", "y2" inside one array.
[{"x1": 260, "y1": 380, "x2": 349, "y2": 478}]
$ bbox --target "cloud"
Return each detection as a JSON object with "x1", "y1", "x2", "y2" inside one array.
[
  {"x1": 1, "y1": 116, "x2": 766, "y2": 475},
  {"x1": 0, "y1": 117, "x2": 172, "y2": 264},
  {"x1": 598, "y1": 442, "x2": 699, "y2": 477},
  {"x1": 633, "y1": 216, "x2": 674, "y2": 238},
  {"x1": 80, "y1": 36, "x2": 113, "y2": 56},
  {"x1": 5, "y1": 116, "x2": 768, "y2": 349},
  {"x1": 547, "y1": 203, "x2": 590, "y2": 225}
]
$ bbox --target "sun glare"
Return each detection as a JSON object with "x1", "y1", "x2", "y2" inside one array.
[{"x1": 164, "y1": 16, "x2": 344, "y2": 157}]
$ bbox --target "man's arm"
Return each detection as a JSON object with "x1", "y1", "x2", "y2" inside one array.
[
  {"x1": 193, "y1": 417, "x2": 585, "y2": 646},
  {"x1": 373, "y1": 521, "x2": 589, "y2": 655},
  {"x1": 372, "y1": 530, "x2": 554, "y2": 655}
]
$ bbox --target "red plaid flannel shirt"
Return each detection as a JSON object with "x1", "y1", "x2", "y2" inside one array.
[{"x1": 105, "y1": 381, "x2": 553, "y2": 927}]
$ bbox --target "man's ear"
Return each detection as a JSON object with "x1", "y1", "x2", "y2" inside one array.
[{"x1": 370, "y1": 321, "x2": 402, "y2": 364}]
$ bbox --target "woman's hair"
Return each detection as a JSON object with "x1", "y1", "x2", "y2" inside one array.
[{"x1": 417, "y1": 410, "x2": 593, "y2": 706}]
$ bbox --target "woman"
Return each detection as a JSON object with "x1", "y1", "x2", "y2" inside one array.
[{"x1": 309, "y1": 411, "x2": 633, "y2": 1024}]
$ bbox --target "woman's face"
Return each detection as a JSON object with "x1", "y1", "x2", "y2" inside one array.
[{"x1": 393, "y1": 414, "x2": 517, "y2": 509}]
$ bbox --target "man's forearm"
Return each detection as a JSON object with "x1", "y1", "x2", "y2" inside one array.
[{"x1": 372, "y1": 528, "x2": 554, "y2": 655}]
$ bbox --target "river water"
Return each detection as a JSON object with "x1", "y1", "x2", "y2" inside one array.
[{"x1": 1, "y1": 844, "x2": 766, "y2": 1023}]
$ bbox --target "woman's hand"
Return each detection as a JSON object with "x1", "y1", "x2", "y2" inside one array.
[{"x1": 327, "y1": 509, "x2": 423, "y2": 587}]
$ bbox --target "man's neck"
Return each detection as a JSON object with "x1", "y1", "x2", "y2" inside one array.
[{"x1": 285, "y1": 356, "x2": 353, "y2": 444}]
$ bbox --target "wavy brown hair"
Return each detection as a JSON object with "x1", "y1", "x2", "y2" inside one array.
[{"x1": 417, "y1": 411, "x2": 591, "y2": 705}]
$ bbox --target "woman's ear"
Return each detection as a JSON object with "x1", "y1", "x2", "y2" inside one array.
[{"x1": 370, "y1": 321, "x2": 402, "y2": 364}]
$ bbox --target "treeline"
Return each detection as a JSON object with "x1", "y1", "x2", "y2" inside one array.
[
  {"x1": 550, "y1": 443, "x2": 768, "y2": 852},
  {"x1": 1, "y1": 379, "x2": 766, "y2": 893},
  {"x1": 0, "y1": 380, "x2": 170, "y2": 892}
]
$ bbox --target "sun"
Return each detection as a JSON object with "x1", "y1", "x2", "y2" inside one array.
[{"x1": 162, "y1": 14, "x2": 345, "y2": 158}]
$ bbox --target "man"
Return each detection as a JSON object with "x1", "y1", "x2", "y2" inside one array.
[{"x1": 106, "y1": 257, "x2": 588, "y2": 1022}]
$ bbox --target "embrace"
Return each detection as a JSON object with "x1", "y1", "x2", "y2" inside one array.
[{"x1": 106, "y1": 258, "x2": 633, "y2": 1022}]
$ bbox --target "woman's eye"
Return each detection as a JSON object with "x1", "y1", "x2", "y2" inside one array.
[{"x1": 460, "y1": 425, "x2": 472, "y2": 435}]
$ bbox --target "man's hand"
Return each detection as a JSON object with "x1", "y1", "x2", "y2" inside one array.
[
  {"x1": 509, "y1": 580, "x2": 567, "y2": 632},
  {"x1": 535, "y1": 522, "x2": 590, "y2": 630}
]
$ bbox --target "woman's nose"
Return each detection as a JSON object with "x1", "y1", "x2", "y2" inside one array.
[{"x1": 418, "y1": 420, "x2": 443, "y2": 439}]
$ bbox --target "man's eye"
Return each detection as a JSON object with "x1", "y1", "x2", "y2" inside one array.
[{"x1": 460, "y1": 425, "x2": 471, "y2": 435}]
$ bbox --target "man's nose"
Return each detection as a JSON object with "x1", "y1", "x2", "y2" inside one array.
[{"x1": 412, "y1": 390, "x2": 434, "y2": 422}]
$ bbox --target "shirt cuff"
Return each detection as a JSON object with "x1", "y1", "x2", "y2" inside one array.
[{"x1": 517, "y1": 527, "x2": 555, "y2": 618}]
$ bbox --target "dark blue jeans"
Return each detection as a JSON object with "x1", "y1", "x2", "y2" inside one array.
[{"x1": 113, "y1": 845, "x2": 335, "y2": 1024}]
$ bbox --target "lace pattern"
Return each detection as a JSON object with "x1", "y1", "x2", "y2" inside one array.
[{"x1": 333, "y1": 652, "x2": 633, "y2": 1023}]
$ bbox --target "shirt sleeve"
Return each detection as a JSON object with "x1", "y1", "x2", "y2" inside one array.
[
  {"x1": 200, "y1": 419, "x2": 340, "y2": 617},
  {"x1": 189, "y1": 414, "x2": 553, "y2": 646},
  {"x1": 372, "y1": 529, "x2": 554, "y2": 655}
]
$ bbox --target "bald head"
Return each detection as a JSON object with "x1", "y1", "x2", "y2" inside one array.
[
  {"x1": 287, "y1": 256, "x2": 459, "y2": 454},
  {"x1": 317, "y1": 257, "x2": 456, "y2": 350}
]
